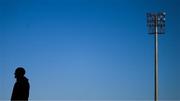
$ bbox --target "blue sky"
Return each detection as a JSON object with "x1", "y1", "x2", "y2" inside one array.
[{"x1": 0, "y1": 0, "x2": 180, "y2": 100}]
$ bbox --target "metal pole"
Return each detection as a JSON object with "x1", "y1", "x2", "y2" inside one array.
[
  {"x1": 154, "y1": 15, "x2": 158, "y2": 101},
  {"x1": 147, "y1": 12, "x2": 165, "y2": 101}
]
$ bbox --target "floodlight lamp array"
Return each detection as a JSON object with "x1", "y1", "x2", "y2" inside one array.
[{"x1": 147, "y1": 12, "x2": 166, "y2": 34}]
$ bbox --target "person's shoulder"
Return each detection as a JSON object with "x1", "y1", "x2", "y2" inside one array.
[{"x1": 23, "y1": 77, "x2": 29, "y2": 83}]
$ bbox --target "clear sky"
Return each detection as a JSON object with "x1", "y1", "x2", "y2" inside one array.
[{"x1": 0, "y1": 0, "x2": 180, "y2": 100}]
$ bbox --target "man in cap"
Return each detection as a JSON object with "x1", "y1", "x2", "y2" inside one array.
[{"x1": 11, "y1": 67, "x2": 30, "y2": 101}]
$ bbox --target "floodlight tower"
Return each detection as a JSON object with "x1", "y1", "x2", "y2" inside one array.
[{"x1": 147, "y1": 12, "x2": 166, "y2": 101}]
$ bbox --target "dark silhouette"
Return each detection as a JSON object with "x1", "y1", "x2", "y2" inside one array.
[{"x1": 11, "y1": 67, "x2": 30, "y2": 101}]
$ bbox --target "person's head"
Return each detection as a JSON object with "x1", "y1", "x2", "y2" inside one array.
[{"x1": 14, "y1": 67, "x2": 26, "y2": 79}]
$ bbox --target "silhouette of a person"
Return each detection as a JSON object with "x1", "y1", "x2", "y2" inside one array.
[{"x1": 11, "y1": 67, "x2": 30, "y2": 101}]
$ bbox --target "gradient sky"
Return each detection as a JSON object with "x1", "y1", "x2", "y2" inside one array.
[{"x1": 0, "y1": 0, "x2": 180, "y2": 100}]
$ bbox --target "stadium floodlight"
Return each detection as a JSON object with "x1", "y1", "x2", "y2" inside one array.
[{"x1": 146, "y1": 12, "x2": 166, "y2": 101}]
